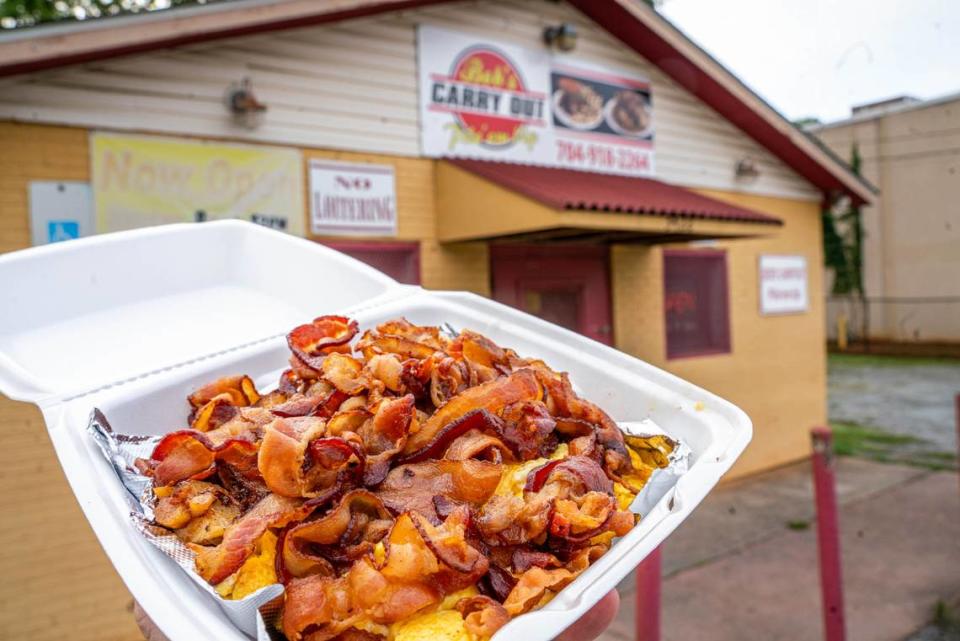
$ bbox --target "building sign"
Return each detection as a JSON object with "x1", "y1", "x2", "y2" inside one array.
[
  {"x1": 28, "y1": 181, "x2": 93, "y2": 246},
  {"x1": 91, "y1": 133, "x2": 304, "y2": 235},
  {"x1": 418, "y1": 25, "x2": 654, "y2": 177},
  {"x1": 309, "y1": 160, "x2": 397, "y2": 237},
  {"x1": 759, "y1": 255, "x2": 809, "y2": 315}
]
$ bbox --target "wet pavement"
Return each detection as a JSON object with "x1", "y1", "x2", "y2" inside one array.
[
  {"x1": 828, "y1": 356, "x2": 960, "y2": 452},
  {"x1": 602, "y1": 458, "x2": 960, "y2": 641}
]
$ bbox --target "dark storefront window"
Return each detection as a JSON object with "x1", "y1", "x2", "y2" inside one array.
[
  {"x1": 323, "y1": 241, "x2": 420, "y2": 285},
  {"x1": 664, "y1": 249, "x2": 730, "y2": 359}
]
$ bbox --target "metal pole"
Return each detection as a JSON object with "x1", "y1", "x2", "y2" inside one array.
[
  {"x1": 811, "y1": 427, "x2": 846, "y2": 641},
  {"x1": 634, "y1": 546, "x2": 661, "y2": 641}
]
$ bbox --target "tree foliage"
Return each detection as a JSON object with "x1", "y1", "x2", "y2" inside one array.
[
  {"x1": 823, "y1": 143, "x2": 865, "y2": 295},
  {"x1": 0, "y1": 0, "x2": 208, "y2": 29}
]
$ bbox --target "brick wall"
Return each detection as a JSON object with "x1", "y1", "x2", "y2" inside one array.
[{"x1": 0, "y1": 121, "x2": 493, "y2": 641}]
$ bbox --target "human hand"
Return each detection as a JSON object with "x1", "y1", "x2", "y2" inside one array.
[
  {"x1": 555, "y1": 590, "x2": 619, "y2": 641},
  {"x1": 134, "y1": 590, "x2": 620, "y2": 641},
  {"x1": 134, "y1": 602, "x2": 169, "y2": 641}
]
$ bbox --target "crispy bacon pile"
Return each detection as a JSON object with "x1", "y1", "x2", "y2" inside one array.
[{"x1": 136, "y1": 316, "x2": 674, "y2": 641}]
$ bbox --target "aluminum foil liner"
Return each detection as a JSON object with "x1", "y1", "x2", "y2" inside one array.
[
  {"x1": 88, "y1": 409, "x2": 284, "y2": 640},
  {"x1": 88, "y1": 410, "x2": 690, "y2": 640}
]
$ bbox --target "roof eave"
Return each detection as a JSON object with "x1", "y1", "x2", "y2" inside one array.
[
  {"x1": 0, "y1": 0, "x2": 449, "y2": 77},
  {"x1": 568, "y1": 0, "x2": 877, "y2": 205},
  {"x1": 0, "y1": 0, "x2": 877, "y2": 205}
]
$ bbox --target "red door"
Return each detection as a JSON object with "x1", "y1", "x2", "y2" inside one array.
[
  {"x1": 323, "y1": 241, "x2": 420, "y2": 284},
  {"x1": 491, "y1": 245, "x2": 613, "y2": 345}
]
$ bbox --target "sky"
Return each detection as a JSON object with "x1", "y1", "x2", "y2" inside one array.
[{"x1": 658, "y1": 0, "x2": 960, "y2": 124}]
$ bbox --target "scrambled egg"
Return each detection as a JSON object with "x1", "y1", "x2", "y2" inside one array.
[
  {"x1": 215, "y1": 530, "x2": 278, "y2": 600},
  {"x1": 392, "y1": 609, "x2": 472, "y2": 641},
  {"x1": 494, "y1": 443, "x2": 569, "y2": 498},
  {"x1": 390, "y1": 587, "x2": 479, "y2": 641}
]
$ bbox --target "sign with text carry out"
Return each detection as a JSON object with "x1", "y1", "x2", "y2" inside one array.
[
  {"x1": 759, "y1": 255, "x2": 809, "y2": 315},
  {"x1": 309, "y1": 160, "x2": 397, "y2": 237},
  {"x1": 418, "y1": 25, "x2": 654, "y2": 177}
]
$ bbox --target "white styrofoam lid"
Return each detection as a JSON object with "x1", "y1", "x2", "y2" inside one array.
[{"x1": 0, "y1": 221, "x2": 400, "y2": 403}]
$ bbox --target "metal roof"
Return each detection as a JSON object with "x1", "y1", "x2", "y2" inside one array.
[{"x1": 449, "y1": 159, "x2": 784, "y2": 226}]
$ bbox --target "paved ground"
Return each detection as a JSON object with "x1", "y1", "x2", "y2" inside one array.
[
  {"x1": 828, "y1": 355, "x2": 960, "y2": 453},
  {"x1": 600, "y1": 458, "x2": 960, "y2": 641}
]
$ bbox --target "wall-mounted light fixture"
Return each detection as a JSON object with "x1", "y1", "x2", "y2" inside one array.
[
  {"x1": 543, "y1": 23, "x2": 578, "y2": 52},
  {"x1": 225, "y1": 77, "x2": 267, "y2": 129},
  {"x1": 735, "y1": 157, "x2": 761, "y2": 181}
]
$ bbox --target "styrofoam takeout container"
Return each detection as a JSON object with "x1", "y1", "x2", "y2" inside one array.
[{"x1": 0, "y1": 220, "x2": 751, "y2": 641}]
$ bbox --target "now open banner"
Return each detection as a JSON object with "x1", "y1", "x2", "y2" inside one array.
[
  {"x1": 91, "y1": 133, "x2": 305, "y2": 236},
  {"x1": 418, "y1": 25, "x2": 655, "y2": 177}
]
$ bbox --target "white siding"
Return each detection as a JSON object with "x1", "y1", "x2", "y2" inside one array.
[{"x1": 0, "y1": 0, "x2": 820, "y2": 201}]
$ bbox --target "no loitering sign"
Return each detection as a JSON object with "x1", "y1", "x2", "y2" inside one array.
[{"x1": 309, "y1": 159, "x2": 397, "y2": 237}]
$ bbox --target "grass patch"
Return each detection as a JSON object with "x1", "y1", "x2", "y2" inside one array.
[
  {"x1": 831, "y1": 421, "x2": 920, "y2": 456},
  {"x1": 830, "y1": 421, "x2": 958, "y2": 471},
  {"x1": 786, "y1": 519, "x2": 810, "y2": 531},
  {"x1": 828, "y1": 353, "x2": 959, "y2": 368}
]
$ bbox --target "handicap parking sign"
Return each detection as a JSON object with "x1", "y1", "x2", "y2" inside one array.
[
  {"x1": 47, "y1": 220, "x2": 80, "y2": 243},
  {"x1": 29, "y1": 181, "x2": 92, "y2": 246}
]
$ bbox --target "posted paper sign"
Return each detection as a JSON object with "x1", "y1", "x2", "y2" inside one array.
[
  {"x1": 759, "y1": 255, "x2": 809, "y2": 315},
  {"x1": 309, "y1": 160, "x2": 397, "y2": 237},
  {"x1": 91, "y1": 133, "x2": 304, "y2": 235},
  {"x1": 418, "y1": 25, "x2": 654, "y2": 177}
]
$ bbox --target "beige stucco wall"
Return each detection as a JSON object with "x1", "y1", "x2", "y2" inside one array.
[
  {"x1": 612, "y1": 192, "x2": 826, "y2": 478},
  {"x1": 814, "y1": 98, "x2": 960, "y2": 341}
]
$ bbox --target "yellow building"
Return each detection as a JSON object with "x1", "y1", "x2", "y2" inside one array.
[
  {"x1": 0, "y1": 1, "x2": 874, "y2": 639},
  {"x1": 812, "y1": 94, "x2": 960, "y2": 344}
]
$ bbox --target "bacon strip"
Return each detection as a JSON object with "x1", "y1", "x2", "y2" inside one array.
[
  {"x1": 144, "y1": 430, "x2": 259, "y2": 487},
  {"x1": 402, "y1": 368, "x2": 541, "y2": 455},
  {"x1": 191, "y1": 493, "x2": 319, "y2": 585},
  {"x1": 443, "y1": 428, "x2": 513, "y2": 463},
  {"x1": 282, "y1": 507, "x2": 487, "y2": 640},
  {"x1": 456, "y1": 595, "x2": 511, "y2": 638},
  {"x1": 376, "y1": 459, "x2": 502, "y2": 522},
  {"x1": 524, "y1": 455, "x2": 614, "y2": 495},
  {"x1": 258, "y1": 417, "x2": 327, "y2": 497},
  {"x1": 357, "y1": 395, "x2": 415, "y2": 486},
  {"x1": 188, "y1": 375, "x2": 261, "y2": 414},
  {"x1": 287, "y1": 316, "x2": 359, "y2": 371},
  {"x1": 270, "y1": 389, "x2": 347, "y2": 419},
  {"x1": 280, "y1": 489, "x2": 392, "y2": 581},
  {"x1": 534, "y1": 367, "x2": 633, "y2": 478},
  {"x1": 397, "y1": 408, "x2": 504, "y2": 465},
  {"x1": 190, "y1": 397, "x2": 240, "y2": 433}
]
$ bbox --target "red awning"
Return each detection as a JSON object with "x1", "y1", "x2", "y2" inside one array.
[{"x1": 448, "y1": 159, "x2": 783, "y2": 226}]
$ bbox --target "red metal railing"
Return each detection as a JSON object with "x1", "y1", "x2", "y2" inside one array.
[
  {"x1": 633, "y1": 426, "x2": 855, "y2": 641},
  {"x1": 811, "y1": 426, "x2": 846, "y2": 641},
  {"x1": 634, "y1": 546, "x2": 661, "y2": 641}
]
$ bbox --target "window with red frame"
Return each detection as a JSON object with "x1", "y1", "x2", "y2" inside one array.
[
  {"x1": 663, "y1": 250, "x2": 730, "y2": 359},
  {"x1": 322, "y1": 242, "x2": 420, "y2": 285}
]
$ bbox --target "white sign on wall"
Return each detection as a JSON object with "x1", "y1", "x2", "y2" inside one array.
[
  {"x1": 418, "y1": 25, "x2": 654, "y2": 177},
  {"x1": 309, "y1": 160, "x2": 397, "y2": 237},
  {"x1": 759, "y1": 255, "x2": 809, "y2": 315},
  {"x1": 29, "y1": 181, "x2": 93, "y2": 246}
]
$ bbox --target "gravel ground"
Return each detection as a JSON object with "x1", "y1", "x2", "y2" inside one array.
[{"x1": 828, "y1": 355, "x2": 960, "y2": 453}]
